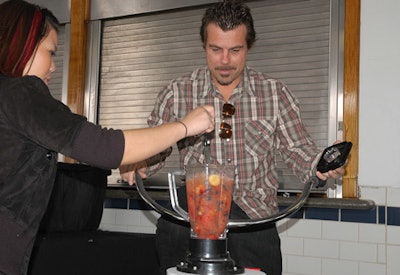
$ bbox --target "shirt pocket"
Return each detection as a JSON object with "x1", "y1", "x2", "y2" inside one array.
[{"x1": 244, "y1": 120, "x2": 275, "y2": 157}]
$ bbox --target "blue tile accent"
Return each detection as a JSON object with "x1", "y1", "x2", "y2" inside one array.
[
  {"x1": 104, "y1": 198, "x2": 128, "y2": 209},
  {"x1": 379, "y1": 206, "x2": 386, "y2": 224},
  {"x1": 387, "y1": 207, "x2": 400, "y2": 226},
  {"x1": 305, "y1": 207, "x2": 339, "y2": 221},
  {"x1": 104, "y1": 198, "x2": 400, "y2": 227},
  {"x1": 341, "y1": 207, "x2": 377, "y2": 224},
  {"x1": 129, "y1": 199, "x2": 170, "y2": 210},
  {"x1": 278, "y1": 206, "x2": 304, "y2": 219}
]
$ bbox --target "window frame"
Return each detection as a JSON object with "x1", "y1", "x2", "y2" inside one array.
[
  {"x1": 65, "y1": 0, "x2": 359, "y2": 198},
  {"x1": 342, "y1": 0, "x2": 360, "y2": 198}
]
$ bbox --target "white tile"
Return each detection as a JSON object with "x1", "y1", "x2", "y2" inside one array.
[
  {"x1": 387, "y1": 187, "x2": 400, "y2": 207},
  {"x1": 139, "y1": 210, "x2": 160, "y2": 227},
  {"x1": 322, "y1": 259, "x2": 358, "y2": 275},
  {"x1": 115, "y1": 209, "x2": 140, "y2": 226},
  {"x1": 100, "y1": 208, "x2": 116, "y2": 224},
  {"x1": 387, "y1": 225, "x2": 400, "y2": 245},
  {"x1": 304, "y1": 238, "x2": 339, "y2": 258},
  {"x1": 378, "y1": 244, "x2": 386, "y2": 264},
  {"x1": 359, "y1": 186, "x2": 386, "y2": 205},
  {"x1": 277, "y1": 218, "x2": 289, "y2": 235},
  {"x1": 387, "y1": 245, "x2": 400, "y2": 275},
  {"x1": 322, "y1": 220, "x2": 358, "y2": 241},
  {"x1": 359, "y1": 223, "x2": 386, "y2": 243},
  {"x1": 286, "y1": 219, "x2": 322, "y2": 239},
  {"x1": 281, "y1": 236, "x2": 303, "y2": 255},
  {"x1": 98, "y1": 223, "x2": 127, "y2": 232},
  {"x1": 359, "y1": 262, "x2": 386, "y2": 275},
  {"x1": 286, "y1": 255, "x2": 321, "y2": 275},
  {"x1": 126, "y1": 225, "x2": 156, "y2": 234},
  {"x1": 282, "y1": 254, "x2": 287, "y2": 273},
  {"x1": 340, "y1": 242, "x2": 377, "y2": 262}
]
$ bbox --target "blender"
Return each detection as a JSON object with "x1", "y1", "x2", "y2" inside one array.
[
  {"x1": 169, "y1": 164, "x2": 243, "y2": 274},
  {"x1": 135, "y1": 141, "x2": 352, "y2": 275},
  {"x1": 136, "y1": 163, "x2": 313, "y2": 275}
]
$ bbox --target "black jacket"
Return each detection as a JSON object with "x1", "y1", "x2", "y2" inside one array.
[
  {"x1": 0, "y1": 75, "x2": 86, "y2": 274},
  {"x1": 0, "y1": 75, "x2": 124, "y2": 274}
]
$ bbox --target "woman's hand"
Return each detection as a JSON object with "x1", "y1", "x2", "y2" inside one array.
[{"x1": 181, "y1": 105, "x2": 215, "y2": 136}]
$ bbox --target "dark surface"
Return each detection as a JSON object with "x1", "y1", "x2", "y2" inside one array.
[
  {"x1": 39, "y1": 163, "x2": 110, "y2": 233},
  {"x1": 29, "y1": 164, "x2": 160, "y2": 275},
  {"x1": 106, "y1": 187, "x2": 376, "y2": 210},
  {"x1": 28, "y1": 230, "x2": 159, "y2": 275}
]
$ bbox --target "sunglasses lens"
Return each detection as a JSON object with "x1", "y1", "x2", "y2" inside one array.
[
  {"x1": 219, "y1": 122, "x2": 232, "y2": 139},
  {"x1": 222, "y1": 103, "x2": 235, "y2": 117}
]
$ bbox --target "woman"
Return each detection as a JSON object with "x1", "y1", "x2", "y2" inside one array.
[{"x1": 0, "y1": 1, "x2": 215, "y2": 274}]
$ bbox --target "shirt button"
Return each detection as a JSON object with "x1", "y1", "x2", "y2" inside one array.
[{"x1": 46, "y1": 152, "x2": 52, "y2": 159}]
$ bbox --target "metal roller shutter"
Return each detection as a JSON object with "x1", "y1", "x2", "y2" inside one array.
[
  {"x1": 99, "y1": 0, "x2": 337, "y2": 191},
  {"x1": 48, "y1": 25, "x2": 67, "y2": 102}
]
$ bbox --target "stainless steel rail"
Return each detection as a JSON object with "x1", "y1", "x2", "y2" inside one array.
[{"x1": 135, "y1": 172, "x2": 316, "y2": 227}]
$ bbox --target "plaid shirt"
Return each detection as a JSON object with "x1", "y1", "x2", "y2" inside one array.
[{"x1": 147, "y1": 66, "x2": 321, "y2": 218}]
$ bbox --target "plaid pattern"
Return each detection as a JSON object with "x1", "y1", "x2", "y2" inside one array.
[{"x1": 147, "y1": 66, "x2": 321, "y2": 218}]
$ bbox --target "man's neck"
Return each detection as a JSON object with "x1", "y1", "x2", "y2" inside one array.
[
  {"x1": 216, "y1": 85, "x2": 234, "y2": 101},
  {"x1": 215, "y1": 78, "x2": 242, "y2": 101}
]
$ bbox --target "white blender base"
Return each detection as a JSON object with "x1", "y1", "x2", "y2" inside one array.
[{"x1": 167, "y1": 267, "x2": 266, "y2": 275}]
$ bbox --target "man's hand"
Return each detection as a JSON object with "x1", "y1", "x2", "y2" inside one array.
[
  {"x1": 316, "y1": 165, "x2": 345, "y2": 181},
  {"x1": 316, "y1": 140, "x2": 349, "y2": 181}
]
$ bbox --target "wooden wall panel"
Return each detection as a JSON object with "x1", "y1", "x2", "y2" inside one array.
[
  {"x1": 67, "y1": 0, "x2": 90, "y2": 115},
  {"x1": 65, "y1": 0, "x2": 90, "y2": 163},
  {"x1": 342, "y1": 0, "x2": 360, "y2": 198}
]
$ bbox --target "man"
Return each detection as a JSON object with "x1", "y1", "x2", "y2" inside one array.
[{"x1": 121, "y1": 1, "x2": 344, "y2": 274}]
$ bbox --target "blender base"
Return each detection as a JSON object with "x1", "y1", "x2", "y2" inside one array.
[
  {"x1": 167, "y1": 267, "x2": 266, "y2": 275},
  {"x1": 167, "y1": 238, "x2": 266, "y2": 275}
]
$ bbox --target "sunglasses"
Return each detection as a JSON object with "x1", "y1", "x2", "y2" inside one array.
[{"x1": 219, "y1": 103, "x2": 235, "y2": 139}]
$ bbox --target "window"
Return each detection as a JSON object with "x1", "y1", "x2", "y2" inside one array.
[{"x1": 94, "y1": 0, "x2": 346, "y2": 197}]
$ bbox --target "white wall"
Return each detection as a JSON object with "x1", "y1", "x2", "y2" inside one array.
[{"x1": 359, "y1": 0, "x2": 400, "y2": 187}]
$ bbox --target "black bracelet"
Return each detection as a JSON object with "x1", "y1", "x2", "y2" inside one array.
[{"x1": 176, "y1": 121, "x2": 188, "y2": 138}]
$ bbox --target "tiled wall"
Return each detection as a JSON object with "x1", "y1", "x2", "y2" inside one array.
[{"x1": 99, "y1": 186, "x2": 400, "y2": 275}]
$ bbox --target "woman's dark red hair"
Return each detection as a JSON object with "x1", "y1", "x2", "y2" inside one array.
[{"x1": 0, "y1": 0, "x2": 59, "y2": 77}]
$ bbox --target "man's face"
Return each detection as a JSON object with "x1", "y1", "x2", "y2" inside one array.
[{"x1": 205, "y1": 23, "x2": 248, "y2": 89}]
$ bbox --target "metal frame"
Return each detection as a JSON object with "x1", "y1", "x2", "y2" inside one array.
[{"x1": 64, "y1": 0, "x2": 346, "y2": 197}]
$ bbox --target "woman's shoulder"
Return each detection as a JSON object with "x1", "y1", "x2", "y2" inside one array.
[
  {"x1": 1, "y1": 74, "x2": 47, "y2": 88},
  {"x1": 0, "y1": 75, "x2": 49, "y2": 98},
  {"x1": 0, "y1": 75, "x2": 67, "y2": 118}
]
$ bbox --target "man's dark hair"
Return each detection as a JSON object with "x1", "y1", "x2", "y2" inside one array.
[{"x1": 200, "y1": 0, "x2": 256, "y2": 49}]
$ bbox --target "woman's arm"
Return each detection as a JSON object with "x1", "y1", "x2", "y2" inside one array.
[{"x1": 120, "y1": 105, "x2": 214, "y2": 165}]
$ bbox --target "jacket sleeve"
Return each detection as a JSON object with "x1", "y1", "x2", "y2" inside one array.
[{"x1": 2, "y1": 76, "x2": 124, "y2": 169}]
